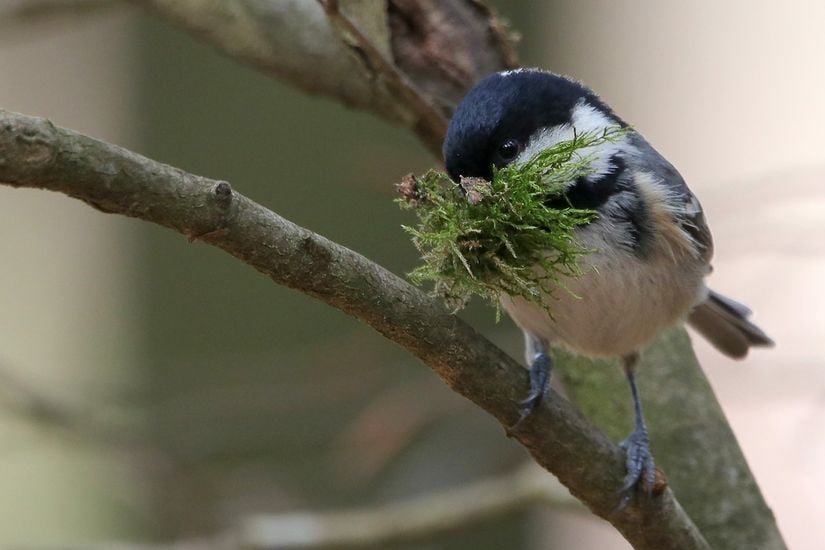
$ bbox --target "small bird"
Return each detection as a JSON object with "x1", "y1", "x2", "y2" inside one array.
[{"x1": 442, "y1": 68, "x2": 773, "y2": 498}]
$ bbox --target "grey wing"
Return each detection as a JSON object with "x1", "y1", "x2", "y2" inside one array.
[{"x1": 627, "y1": 133, "x2": 714, "y2": 263}]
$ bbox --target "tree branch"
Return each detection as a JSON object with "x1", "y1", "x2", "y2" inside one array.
[
  {"x1": 316, "y1": 0, "x2": 448, "y2": 153},
  {"x1": 0, "y1": 109, "x2": 710, "y2": 550},
  {"x1": 128, "y1": 0, "x2": 517, "y2": 155}
]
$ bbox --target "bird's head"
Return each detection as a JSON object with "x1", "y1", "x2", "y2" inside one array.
[{"x1": 443, "y1": 69, "x2": 627, "y2": 185}]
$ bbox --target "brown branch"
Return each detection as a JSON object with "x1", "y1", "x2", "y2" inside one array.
[
  {"x1": 129, "y1": 0, "x2": 515, "y2": 155},
  {"x1": 0, "y1": 110, "x2": 710, "y2": 550},
  {"x1": 317, "y1": 0, "x2": 448, "y2": 155}
]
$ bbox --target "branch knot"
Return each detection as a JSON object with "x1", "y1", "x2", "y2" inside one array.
[
  {"x1": 212, "y1": 180, "x2": 233, "y2": 204},
  {"x1": 0, "y1": 114, "x2": 57, "y2": 174}
]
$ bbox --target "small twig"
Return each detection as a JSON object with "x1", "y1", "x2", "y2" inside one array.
[{"x1": 317, "y1": 0, "x2": 449, "y2": 156}]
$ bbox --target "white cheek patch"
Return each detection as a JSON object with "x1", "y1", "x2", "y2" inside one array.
[{"x1": 514, "y1": 100, "x2": 630, "y2": 183}]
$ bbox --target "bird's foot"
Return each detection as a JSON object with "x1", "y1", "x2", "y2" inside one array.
[
  {"x1": 507, "y1": 352, "x2": 552, "y2": 434},
  {"x1": 618, "y1": 426, "x2": 656, "y2": 508}
]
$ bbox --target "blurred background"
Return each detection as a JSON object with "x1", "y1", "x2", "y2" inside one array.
[{"x1": 0, "y1": 1, "x2": 823, "y2": 548}]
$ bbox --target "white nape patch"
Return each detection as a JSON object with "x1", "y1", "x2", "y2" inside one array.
[
  {"x1": 514, "y1": 100, "x2": 631, "y2": 182},
  {"x1": 684, "y1": 194, "x2": 703, "y2": 218},
  {"x1": 499, "y1": 67, "x2": 545, "y2": 77}
]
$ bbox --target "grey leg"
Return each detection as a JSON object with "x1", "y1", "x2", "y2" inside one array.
[
  {"x1": 618, "y1": 352, "x2": 656, "y2": 505},
  {"x1": 510, "y1": 335, "x2": 552, "y2": 430}
]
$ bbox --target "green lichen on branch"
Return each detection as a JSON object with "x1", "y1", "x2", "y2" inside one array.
[{"x1": 397, "y1": 127, "x2": 627, "y2": 313}]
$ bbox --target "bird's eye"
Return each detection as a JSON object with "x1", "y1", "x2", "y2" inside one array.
[{"x1": 497, "y1": 139, "x2": 520, "y2": 162}]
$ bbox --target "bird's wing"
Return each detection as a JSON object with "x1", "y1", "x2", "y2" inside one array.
[{"x1": 627, "y1": 133, "x2": 714, "y2": 263}]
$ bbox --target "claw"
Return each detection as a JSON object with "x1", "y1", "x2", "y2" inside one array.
[
  {"x1": 510, "y1": 387, "x2": 543, "y2": 430},
  {"x1": 508, "y1": 347, "x2": 552, "y2": 433},
  {"x1": 619, "y1": 427, "x2": 656, "y2": 502}
]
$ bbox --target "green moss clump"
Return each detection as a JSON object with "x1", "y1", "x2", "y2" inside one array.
[{"x1": 397, "y1": 126, "x2": 626, "y2": 314}]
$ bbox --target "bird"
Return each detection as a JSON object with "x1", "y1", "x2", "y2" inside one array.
[{"x1": 441, "y1": 68, "x2": 773, "y2": 499}]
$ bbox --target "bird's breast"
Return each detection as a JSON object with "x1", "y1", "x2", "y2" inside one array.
[{"x1": 501, "y1": 220, "x2": 709, "y2": 357}]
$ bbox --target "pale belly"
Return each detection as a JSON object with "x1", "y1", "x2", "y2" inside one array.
[{"x1": 501, "y1": 229, "x2": 708, "y2": 358}]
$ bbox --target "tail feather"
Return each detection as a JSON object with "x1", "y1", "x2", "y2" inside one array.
[{"x1": 687, "y1": 289, "x2": 774, "y2": 359}]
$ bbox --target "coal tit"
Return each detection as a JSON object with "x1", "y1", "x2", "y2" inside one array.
[{"x1": 442, "y1": 68, "x2": 773, "y2": 498}]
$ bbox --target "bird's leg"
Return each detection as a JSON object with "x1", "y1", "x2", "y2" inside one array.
[
  {"x1": 618, "y1": 352, "x2": 656, "y2": 504},
  {"x1": 509, "y1": 336, "x2": 552, "y2": 431}
]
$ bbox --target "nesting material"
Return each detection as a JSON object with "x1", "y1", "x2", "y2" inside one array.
[{"x1": 397, "y1": 127, "x2": 628, "y2": 314}]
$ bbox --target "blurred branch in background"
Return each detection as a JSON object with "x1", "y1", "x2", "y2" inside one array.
[
  {"x1": 52, "y1": 463, "x2": 577, "y2": 550},
  {"x1": 234, "y1": 462, "x2": 577, "y2": 550},
  {"x1": 0, "y1": 360, "x2": 575, "y2": 547},
  {"x1": 0, "y1": 359, "x2": 174, "y2": 473},
  {"x1": 0, "y1": 0, "x2": 120, "y2": 36},
  {"x1": 0, "y1": 359, "x2": 103, "y2": 438},
  {"x1": 332, "y1": 379, "x2": 463, "y2": 482}
]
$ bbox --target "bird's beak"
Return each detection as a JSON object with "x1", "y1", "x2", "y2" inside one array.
[{"x1": 459, "y1": 176, "x2": 492, "y2": 205}]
